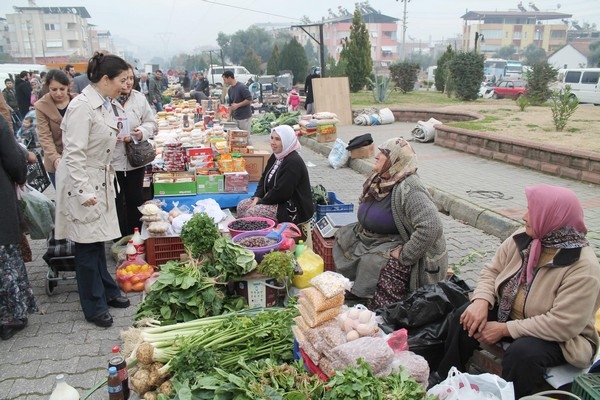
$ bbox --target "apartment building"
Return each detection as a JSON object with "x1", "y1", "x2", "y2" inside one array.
[
  {"x1": 289, "y1": 4, "x2": 400, "y2": 71},
  {"x1": 461, "y1": 6, "x2": 572, "y2": 58},
  {"x1": 4, "y1": 6, "x2": 94, "y2": 64}
]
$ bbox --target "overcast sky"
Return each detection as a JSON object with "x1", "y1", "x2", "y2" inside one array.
[{"x1": 2, "y1": 0, "x2": 598, "y2": 61}]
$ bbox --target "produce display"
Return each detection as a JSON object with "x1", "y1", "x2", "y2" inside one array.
[
  {"x1": 251, "y1": 111, "x2": 300, "y2": 134},
  {"x1": 228, "y1": 219, "x2": 271, "y2": 232},
  {"x1": 236, "y1": 235, "x2": 278, "y2": 248},
  {"x1": 115, "y1": 261, "x2": 155, "y2": 292}
]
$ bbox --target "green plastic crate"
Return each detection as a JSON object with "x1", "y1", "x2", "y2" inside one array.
[{"x1": 572, "y1": 373, "x2": 600, "y2": 400}]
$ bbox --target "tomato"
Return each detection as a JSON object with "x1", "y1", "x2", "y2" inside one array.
[{"x1": 132, "y1": 282, "x2": 145, "y2": 292}]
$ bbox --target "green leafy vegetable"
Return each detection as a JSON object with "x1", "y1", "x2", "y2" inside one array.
[
  {"x1": 179, "y1": 212, "x2": 220, "y2": 257},
  {"x1": 257, "y1": 251, "x2": 295, "y2": 283},
  {"x1": 212, "y1": 237, "x2": 257, "y2": 281}
]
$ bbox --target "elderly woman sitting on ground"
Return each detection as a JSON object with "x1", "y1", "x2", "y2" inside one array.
[{"x1": 333, "y1": 137, "x2": 448, "y2": 310}]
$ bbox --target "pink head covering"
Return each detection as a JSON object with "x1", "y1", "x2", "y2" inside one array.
[
  {"x1": 524, "y1": 184, "x2": 587, "y2": 283},
  {"x1": 272, "y1": 125, "x2": 300, "y2": 160}
]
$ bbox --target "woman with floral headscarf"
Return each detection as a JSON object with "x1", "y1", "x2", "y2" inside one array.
[
  {"x1": 236, "y1": 125, "x2": 314, "y2": 225},
  {"x1": 333, "y1": 137, "x2": 448, "y2": 310},
  {"x1": 435, "y1": 184, "x2": 600, "y2": 398}
]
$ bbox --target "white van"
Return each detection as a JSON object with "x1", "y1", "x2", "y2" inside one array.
[
  {"x1": 557, "y1": 68, "x2": 600, "y2": 105},
  {"x1": 205, "y1": 65, "x2": 256, "y2": 87}
]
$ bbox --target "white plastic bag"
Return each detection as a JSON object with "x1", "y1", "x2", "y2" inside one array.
[
  {"x1": 328, "y1": 138, "x2": 350, "y2": 169},
  {"x1": 427, "y1": 367, "x2": 514, "y2": 400},
  {"x1": 19, "y1": 184, "x2": 55, "y2": 240}
]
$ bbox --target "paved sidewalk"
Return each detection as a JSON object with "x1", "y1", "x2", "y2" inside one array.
[{"x1": 1, "y1": 121, "x2": 597, "y2": 399}]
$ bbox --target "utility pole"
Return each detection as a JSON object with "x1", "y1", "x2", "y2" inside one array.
[
  {"x1": 26, "y1": 20, "x2": 36, "y2": 64},
  {"x1": 397, "y1": 0, "x2": 410, "y2": 60}
]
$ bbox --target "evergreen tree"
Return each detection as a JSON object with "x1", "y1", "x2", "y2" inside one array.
[
  {"x1": 279, "y1": 38, "x2": 308, "y2": 85},
  {"x1": 242, "y1": 48, "x2": 262, "y2": 75},
  {"x1": 448, "y1": 51, "x2": 484, "y2": 101},
  {"x1": 494, "y1": 44, "x2": 517, "y2": 60},
  {"x1": 526, "y1": 61, "x2": 557, "y2": 105},
  {"x1": 267, "y1": 45, "x2": 281, "y2": 75},
  {"x1": 326, "y1": 55, "x2": 347, "y2": 77},
  {"x1": 305, "y1": 41, "x2": 319, "y2": 66},
  {"x1": 435, "y1": 45, "x2": 455, "y2": 93},
  {"x1": 345, "y1": 9, "x2": 373, "y2": 92},
  {"x1": 389, "y1": 61, "x2": 420, "y2": 93}
]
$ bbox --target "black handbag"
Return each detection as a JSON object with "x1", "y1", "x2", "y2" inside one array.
[{"x1": 125, "y1": 139, "x2": 156, "y2": 167}]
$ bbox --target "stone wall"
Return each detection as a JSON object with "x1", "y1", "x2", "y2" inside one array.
[{"x1": 388, "y1": 108, "x2": 600, "y2": 185}]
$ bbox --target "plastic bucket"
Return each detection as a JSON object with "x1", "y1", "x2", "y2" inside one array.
[
  {"x1": 232, "y1": 230, "x2": 283, "y2": 262},
  {"x1": 379, "y1": 108, "x2": 395, "y2": 124},
  {"x1": 227, "y1": 217, "x2": 276, "y2": 238}
]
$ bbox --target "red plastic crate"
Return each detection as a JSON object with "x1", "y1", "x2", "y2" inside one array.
[
  {"x1": 312, "y1": 228, "x2": 335, "y2": 271},
  {"x1": 145, "y1": 236, "x2": 185, "y2": 267}
]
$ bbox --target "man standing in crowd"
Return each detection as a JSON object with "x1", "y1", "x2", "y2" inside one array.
[
  {"x1": 150, "y1": 70, "x2": 164, "y2": 112},
  {"x1": 139, "y1": 73, "x2": 150, "y2": 104},
  {"x1": 182, "y1": 70, "x2": 191, "y2": 92},
  {"x1": 15, "y1": 71, "x2": 32, "y2": 119},
  {"x1": 3, "y1": 79, "x2": 18, "y2": 111},
  {"x1": 195, "y1": 72, "x2": 210, "y2": 97},
  {"x1": 222, "y1": 70, "x2": 252, "y2": 132},
  {"x1": 65, "y1": 64, "x2": 78, "y2": 78},
  {"x1": 304, "y1": 66, "x2": 320, "y2": 115}
]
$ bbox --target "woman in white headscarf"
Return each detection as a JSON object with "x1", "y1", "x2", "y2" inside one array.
[{"x1": 236, "y1": 125, "x2": 314, "y2": 225}]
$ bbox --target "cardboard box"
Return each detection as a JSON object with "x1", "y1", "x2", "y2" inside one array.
[
  {"x1": 196, "y1": 174, "x2": 224, "y2": 193},
  {"x1": 153, "y1": 172, "x2": 196, "y2": 196},
  {"x1": 350, "y1": 143, "x2": 375, "y2": 159},
  {"x1": 316, "y1": 132, "x2": 337, "y2": 143},
  {"x1": 224, "y1": 172, "x2": 249, "y2": 193},
  {"x1": 242, "y1": 151, "x2": 271, "y2": 181}
]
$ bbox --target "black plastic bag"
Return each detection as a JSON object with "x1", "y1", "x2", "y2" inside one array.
[{"x1": 376, "y1": 276, "x2": 472, "y2": 370}]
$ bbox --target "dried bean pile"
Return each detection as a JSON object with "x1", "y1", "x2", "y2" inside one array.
[
  {"x1": 229, "y1": 219, "x2": 271, "y2": 231},
  {"x1": 237, "y1": 236, "x2": 277, "y2": 248}
]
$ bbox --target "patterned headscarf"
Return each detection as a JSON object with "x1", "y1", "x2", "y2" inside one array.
[
  {"x1": 272, "y1": 125, "x2": 300, "y2": 160},
  {"x1": 361, "y1": 137, "x2": 418, "y2": 202}
]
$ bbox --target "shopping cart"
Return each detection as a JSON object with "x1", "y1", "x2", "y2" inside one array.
[{"x1": 42, "y1": 229, "x2": 76, "y2": 296}]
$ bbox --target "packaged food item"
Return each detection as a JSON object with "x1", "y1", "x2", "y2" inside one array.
[
  {"x1": 309, "y1": 271, "x2": 351, "y2": 298},
  {"x1": 300, "y1": 286, "x2": 344, "y2": 312}
]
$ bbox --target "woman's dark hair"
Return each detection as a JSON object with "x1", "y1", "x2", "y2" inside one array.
[
  {"x1": 126, "y1": 63, "x2": 141, "y2": 91},
  {"x1": 86, "y1": 52, "x2": 128, "y2": 83},
  {"x1": 44, "y1": 69, "x2": 70, "y2": 87}
]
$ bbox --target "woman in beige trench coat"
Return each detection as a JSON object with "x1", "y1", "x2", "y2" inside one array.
[{"x1": 55, "y1": 53, "x2": 131, "y2": 328}]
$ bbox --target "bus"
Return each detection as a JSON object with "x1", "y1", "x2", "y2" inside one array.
[{"x1": 483, "y1": 59, "x2": 524, "y2": 82}]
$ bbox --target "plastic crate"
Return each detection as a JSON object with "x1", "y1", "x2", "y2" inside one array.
[
  {"x1": 145, "y1": 236, "x2": 185, "y2": 267},
  {"x1": 312, "y1": 227, "x2": 335, "y2": 271},
  {"x1": 316, "y1": 192, "x2": 354, "y2": 221},
  {"x1": 572, "y1": 373, "x2": 600, "y2": 400}
]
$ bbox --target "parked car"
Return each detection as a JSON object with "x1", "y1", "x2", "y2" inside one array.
[{"x1": 492, "y1": 80, "x2": 527, "y2": 99}]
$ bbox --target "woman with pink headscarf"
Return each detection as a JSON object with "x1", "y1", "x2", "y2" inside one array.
[
  {"x1": 435, "y1": 184, "x2": 600, "y2": 398},
  {"x1": 236, "y1": 125, "x2": 314, "y2": 225}
]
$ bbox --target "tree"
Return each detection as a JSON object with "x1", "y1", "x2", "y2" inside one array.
[
  {"x1": 494, "y1": 44, "x2": 517, "y2": 60},
  {"x1": 266, "y1": 45, "x2": 281, "y2": 75},
  {"x1": 522, "y1": 44, "x2": 547, "y2": 66},
  {"x1": 435, "y1": 45, "x2": 455, "y2": 93},
  {"x1": 326, "y1": 55, "x2": 347, "y2": 77},
  {"x1": 242, "y1": 48, "x2": 262, "y2": 75},
  {"x1": 526, "y1": 61, "x2": 557, "y2": 105},
  {"x1": 278, "y1": 38, "x2": 308, "y2": 85},
  {"x1": 217, "y1": 26, "x2": 274, "y2": 64},
  {"x1": 344, "y1": 9, "x2": 373, "y2": 92},
  {"x1": 388, "y1": 61, "x2": 420, "y2": 93},
  {"x1": 304, "y1": 41, "x2": 319, "y2": 67},
  {"x1": 589, "y1": 40, "x2": 600, "y2": 67},
  {"x1": 448, "y1": 51, "x2": 484, "y2": 101}
]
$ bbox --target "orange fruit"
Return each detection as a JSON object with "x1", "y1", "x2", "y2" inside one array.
[
  {"x1": 121, "y1": 280, "x2": 133, "y2": 292},
  {"x1": 132, "y1": 282, "x2": 145, "y2": 292}
]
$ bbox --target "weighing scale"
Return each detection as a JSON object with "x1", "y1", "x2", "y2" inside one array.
[{"x1": 316, "y1": 212, "x2": 358, "y2": 238}]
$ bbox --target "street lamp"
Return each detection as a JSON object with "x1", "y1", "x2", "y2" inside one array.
[{"x1": 474, "y1": 32, "x2": 485, "y2": 52}]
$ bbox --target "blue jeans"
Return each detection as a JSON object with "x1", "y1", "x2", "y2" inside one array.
[{"x1": 155, "y1": 101, "x2": 163, "y2": 112}]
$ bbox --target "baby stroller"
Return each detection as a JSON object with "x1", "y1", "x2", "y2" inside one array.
[{"x1": 42, "y1": 229, "x2": 77, "y2": 296}]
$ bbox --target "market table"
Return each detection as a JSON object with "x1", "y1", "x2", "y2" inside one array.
[{"x1": 155, "y1": 182, "x2": 258, "y2": 209}]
